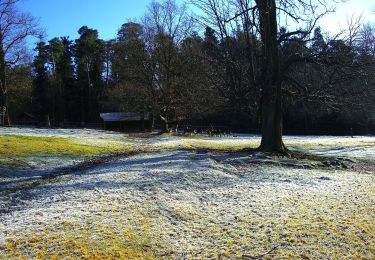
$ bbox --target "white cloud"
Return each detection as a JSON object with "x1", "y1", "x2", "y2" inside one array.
[{"x1": 319, "y1": 0, "x2": 375, "y2": 34}]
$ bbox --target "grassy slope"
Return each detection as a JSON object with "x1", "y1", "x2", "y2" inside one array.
[
  {"x1": 0, "y1": 135, "x2": 128, "y2": 157},
  {"x1": 0, "y1": 133, "x2": 260, "y2": 173},
  {"x1": 0, "y1": 134, "x2": 374, "y2": 259},
  {"x1": 2, "y1": 183, "x2": 373, "y2": 259},
  {"x1": 2, "y1": 213, "x2": 156, "y2": 259}
]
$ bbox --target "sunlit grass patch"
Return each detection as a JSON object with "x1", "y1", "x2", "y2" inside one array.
[
  {"x1": 284, "y1": 138, "x2": 374, "y2": 148},
  {"x1": 0, "y1": 204, "x2": 158, "y2": 259},
  {"x1": 0, "y1": 135, "x2": 128, "y2": 158},
  {"x1": 152, "y1": 138, "x2": 259, "y2": 152},
  {"x1": 181, "y1": 139, "x2": 258, "y2": 151},
  {"x1": 1, "y1": 131, "x2": 374, "y2": 259},
  {"x1": 207, "y1": 188, "x2": 375, "y2": 259},
  {"x1": 155, "y1": 135, "x2": 375, "y2": 153},
  {"x1": 1, "y1": 225, "x2": 155, "y2": 259},
  {"x1": 1, "y1": 176, "x2": 374, "y2": 259}
]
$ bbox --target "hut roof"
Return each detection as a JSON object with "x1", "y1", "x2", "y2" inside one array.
[{"x1": 99, "y1": 112, "x2": 150, "y2": 122}]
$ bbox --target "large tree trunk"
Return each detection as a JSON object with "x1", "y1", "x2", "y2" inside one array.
[
  {"x1": 256, "y1": 0, "x2": 286, "y2": 153},
  {"x1": 259, "y1": 83, "x2": 284, "y2": 152}
]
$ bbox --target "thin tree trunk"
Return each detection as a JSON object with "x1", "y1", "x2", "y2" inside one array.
[
  {"x1": 0, "y1": 43, "x2": 10, "y2": 126},
  {"x1": 0, "y1": 35, "x2": 6, "y2": 126},
  {"x1": 4, "y1": 95, "x2": 10, "y2": 126},
  {"x1": 87, "y1": 62, "x2": 92, "y2": 122},
  {"x1": 140, "y1": 111, "x2": 145, "y2": 132},
  {"x1": 59, "y1": 82, "x2": 65, "y2": 127},
  {"x1": 151, "y1": 113, "x2": 155, "y2": 132},
  {"x1": 164, "y1": 119, "x2": 169, "y2": 132},
  {"x1": 44, "y1": 114, "x2": 51, "y2": 128},
  {"x1": 0, "y1": 69, "x2": 10, "y2": 126},
  {"x1": 80, "y1": 82, "x2": 85, "y2": 127},
  {"x1": 0, "y1": 90, "x2": 10, "y2": 126}
]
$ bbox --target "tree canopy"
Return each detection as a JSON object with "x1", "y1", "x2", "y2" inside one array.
[{"x1": 2, "y1": 0, "x2": 374, "y2": 147}]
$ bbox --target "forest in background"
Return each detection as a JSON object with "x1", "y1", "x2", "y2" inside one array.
[{"x1": 1, "y1": 0, "x2": 375, "y2": 135}]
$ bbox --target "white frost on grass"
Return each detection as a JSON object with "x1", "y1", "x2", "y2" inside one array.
[
  {"x1": 1, "y1": 128, "x2": 374, "y2": 191},
  {"x1": 0, "y1": 127, "x2": 374, "y2": 257},
  {"x1": 0, "y1": 127, "x2": 128, "y2": 141},
  {"x1": 1, "y1": 127, "x2": 374, "y2": 159},
  {"x1": 0, "y1": 128, "x2": 130, "y2": 178},
  {"x1": 0, "y1": 149, "x2": 374, "y2": 258}
]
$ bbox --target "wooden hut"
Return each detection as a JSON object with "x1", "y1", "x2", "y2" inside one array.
[{"x1": 100, "y1": 112, "x2": 150, "y2": 132}]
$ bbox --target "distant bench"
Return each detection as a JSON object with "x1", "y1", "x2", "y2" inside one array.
[{"x1": 169, "y1": 125, "x2": 234, "y2": 137}]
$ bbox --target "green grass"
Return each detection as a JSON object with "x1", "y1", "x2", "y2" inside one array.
[
  {"x1": 1, "y1": 226, "x2": 155, "y2": 260},
  {"x1": 181, "y1": 139, "x2": 258, "y2": 151},
  {"x1": 0, "y1": 205, "x2": 157, "y2": 260},
  {"x1": 153, "y1": 135, "x2": 259, "y2": 152},
  {"x1": 1, "y1": 223, "x2": 155, "y2": 260},
  {"x1": 2, "y1": 190, "x2": 373, "y2": 259},
  {"x1": 0, "y1": 135, "x2": 126, "y2": 158}
]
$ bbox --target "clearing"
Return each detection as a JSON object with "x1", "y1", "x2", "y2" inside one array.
[{"x1": 0, "y1": 127, "x2": 374, "y2": 259}]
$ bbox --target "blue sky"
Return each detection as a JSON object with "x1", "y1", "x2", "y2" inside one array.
[
  {"x1": 18, "y1": 0, "x2": 374, "y2": 42},
  {"x1": 18, "y1": 0, "x2": 164, "y2": 41}
]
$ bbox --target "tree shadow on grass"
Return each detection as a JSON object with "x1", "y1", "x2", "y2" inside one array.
[
  {"x1": 0, "y1": 149, "x2": 243, "y2": 214},
  {"x1": 0, "y1": 145, "x2": 353, "y2": 194},
  {"x1": 0, "y1": 145, "x2": 362, "y2": 217}
]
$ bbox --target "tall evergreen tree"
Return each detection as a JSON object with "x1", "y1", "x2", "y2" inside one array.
[
  {"x1": 48, "y1": 37, "x2": 65, "y2": 124},
  {"x1": 75, "y1": 26, "x2": 104, "y2": 124},
  {"x1": 59, "y1": 37, "x2": 75, "y2": 122},
  {"x1": 33, "y1": 41, "x2": 51, "y2": 127}
]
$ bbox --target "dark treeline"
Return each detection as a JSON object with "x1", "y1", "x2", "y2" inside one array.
[{"x1": 2, "y1": 0, "x2": 375, "y2": 135}]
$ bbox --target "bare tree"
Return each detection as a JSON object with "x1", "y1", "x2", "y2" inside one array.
[
  {"x1": 193, "y1": 0, "x2": 340, "y2": 152},
  {"x1": 342, "y1": 14, "x2": 363, "y2": 47},
  {"x1": 142, "y1": 0, "x2": 195, "y2": 131},
  {"x1": 0, "y1": 0, "x2": 40, "y2": 125},
  {"x1": 359, "y1": 23, "x2": 375, "y2": 56}
]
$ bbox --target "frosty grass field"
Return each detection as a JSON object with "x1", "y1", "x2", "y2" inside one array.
[{"x1": 0, "y1": 127, "x2": 374, "y2": 259}]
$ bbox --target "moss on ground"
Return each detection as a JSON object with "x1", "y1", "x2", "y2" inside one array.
[
  {"x1": 1, "y1": 224, "x2": 155, "y2": 259},
  {"x1": 227, "y1": 193, "x2": 375, "y2": 259},
  {"x1": 151, "y1": 137, "x2": 259, "y2": 152},
  {"x1": 0, "y1": 134, "x2": 256, "y2": 163},
  {"x1": 181, "y1": 139, "x2": 258, "y2": 151},
  {"x1": 1, "y1": 185, "x2": 373, "y2": 259},
  {"x1": 0, "y1": 135, "x2": 127, "y2": 158},
  {"x1": 0, "y1": 205, "x2": 156, "y2": 260},
  {"x1": 1, "y1": 132, "x2": 374, "y2": 259}
]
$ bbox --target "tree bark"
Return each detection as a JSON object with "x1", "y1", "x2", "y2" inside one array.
[
  {"x1": 259, "y1": 83, "x2": 284, "y2": 152},
  {"x1": 162, "y1": 117, "x2": 169, "y2": 132},
  {"x1": 0, "y1": 51, "x2": 10, "y2": 126},
  {"x1": 256, "y1": 0, "x2": 286, "y2": 153},
  {"x1": 44, "y1": 114, "x2": 51, "y2": 128}
]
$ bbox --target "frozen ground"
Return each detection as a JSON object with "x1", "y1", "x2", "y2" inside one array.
[
  {"x1": 0, "y1": 128, "x2": 374, "y2": 258},
  {"x1": 0, "y1": 127, "x2": 129, "y2": 141},
  {"x1": 1, "y1": 127, "x2": 374, "y2": 158}
]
